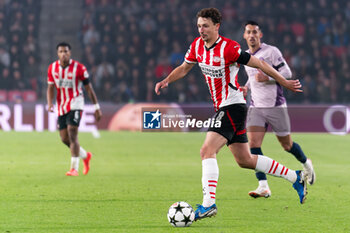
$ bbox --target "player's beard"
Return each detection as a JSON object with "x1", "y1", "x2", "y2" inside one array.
[
  {"x1": 60, "y1": 58, "x2": 70, "y2": 67},
  {"x1": 249, "y1": 37, "x2": 260, "y2": 47},
  {"x1": 250, "y1": 43, "x2": 257, "y2": 48},
  {"x1": 201, "y1": 34, "x2": 208, "y2": 41}
]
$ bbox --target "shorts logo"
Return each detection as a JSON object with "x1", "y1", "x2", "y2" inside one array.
[
  {"x1": 73, "y1": 111, "x2": 79, "y2": 123},
  {"x1": 143, "y1": 109, "x2": 161, "y2": 129},
  {"x1": 216, "y1": 111, "x2": 225, "y2": 122}
]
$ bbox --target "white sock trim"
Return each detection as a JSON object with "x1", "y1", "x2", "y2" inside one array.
[
  {"x1": 202, "y1": 158, "x2": 219, "y2": 207},
  {"x1": 79, "y1": 147, "x2": 87, "y2": 159},
  {"x1": 71, "y1": 157, "x2": 79, "y2": 171},
  {"x1": 259, "y1": 180, "x2": 269, "y2": 188},
  {"x1": 255, "y1": 155, "x2": 271, "y2": 173},
  {"x1": 256, "y1": 155, "x2": 296, "y2": 183}
]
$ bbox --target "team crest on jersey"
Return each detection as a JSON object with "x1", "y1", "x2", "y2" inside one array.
[
  {"x1": 67, "y1": 73, "x2": 73, "y2": 79},
  {"x1": 213, "y1": 56, "x2": 221, "y2": 63}
]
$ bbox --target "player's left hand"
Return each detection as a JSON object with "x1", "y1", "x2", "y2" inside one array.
[
  {"x1": 284, "y1": 79, "x2": 303, "y2": 92},
  {"x1": 240, "y1": 86, "x2": 248, "y2": 97},
  {"x1": 94, "y1": 109, "x2": 102, "y2": 122},
  {"x1": 47, "y1": 103, "x2": 54, "y2": 112},
  {"x1": 255, "y1": 70, "x2": 269, "y2": 82}
]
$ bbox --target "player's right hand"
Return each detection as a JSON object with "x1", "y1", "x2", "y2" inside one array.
[
  {"x1": 48, "y1": 104, "x2": 54, "y2": 112},
  {"x1": 94, "y1": 109, "x2": 102, "y2": 122},
  {"x1": 240, "y1": 86, "x2": 248, "y2": 97},
  {"x1": 155, "y1": 81, "x2": 169, "y2": 95}
]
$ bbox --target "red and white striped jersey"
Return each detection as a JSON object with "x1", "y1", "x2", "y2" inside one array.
[
  {"x1": 185, "y1": 36, "x2": 245, "y2": 111},
  {"x1": 47, "y1": 59, "x2": 89, "y2": 116}
]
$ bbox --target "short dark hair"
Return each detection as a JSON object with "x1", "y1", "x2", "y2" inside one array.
[
  {"x1": 196, "y1": 8, "x2": 222, "y2": 25},
  {"x1": 56, "y1": 42, "x2": 71, "y2": 50},
  {"x1": 245, "y1": 20, "x2": 261, "y2": 29}
]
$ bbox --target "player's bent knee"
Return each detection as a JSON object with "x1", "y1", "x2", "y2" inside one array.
[
  {"x1": 200, "y1": 145, "x2": 216, "y2": 160},
  {"x1": 281, "y1": 143, "x2": 292, "y2": 151},
  {"x1": 60, "y1": 136, "x2": 70, "y2": 146},
  {"x1": 62, "y1": 139, "x2": 70, "y2": 146},
  {"x1": 67, "y1": 128, "x2": 79, "y2": 142},
  {"x1": 236, "y1": 160, "x2": 251, "y2": 169},
  {"x1": 235, "y1": 154, "x2": 255, "y2": 169},
  {"x1": 249, "y1": 141, "x2": 260, "y2": 149}
]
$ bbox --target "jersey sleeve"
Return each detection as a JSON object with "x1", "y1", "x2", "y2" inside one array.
[
  {"x1": 226, "y1": 40, "x2": 243, "y2": 64},
  {"x1": 79, "y1": 64, "x2": 89, "y2": 81},
  {"x1": 184, "y1": 40, "x2": 197, "y2": 64},
  {"x1": 271, "y1": 47, "x2": 292, "y2": 79},
  {"x1": 47, "y1": 64, "x2": 54, "y2": 84}
]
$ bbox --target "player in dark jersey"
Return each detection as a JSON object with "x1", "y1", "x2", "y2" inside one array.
[
  {"x1": 155, "y1": 8, "x2": 307, "y2": 221},
  {"x1": 47, "y1": 42, "x2": 102, "y2": 176}
]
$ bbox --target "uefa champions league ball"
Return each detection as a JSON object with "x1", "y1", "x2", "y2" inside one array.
[{"x1": 167, "y1": 201, "x2": 195, "y2": 227}]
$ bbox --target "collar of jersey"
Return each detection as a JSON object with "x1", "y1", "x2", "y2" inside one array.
[
  {"x1": 204, "y1": 36, "x2": 222, "y2": 51},
  {"x1": 248, "y1": 43, "x2": 265, "y2": 55},
  {"x1": 58, "y1": 59, "x2": 73, "y2": 66}
]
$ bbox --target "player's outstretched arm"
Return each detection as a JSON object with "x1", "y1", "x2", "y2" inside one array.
[
  {"x1": 85, "y1": 83, "x2": 102, "y2": 122},
  {"x1": 47, "y1": 84, "x2": 55, "y2": 112},
  {"x1": 246, "y1": 55, "x2": 302, "y2": 93},
  {"x1": 155, "y1": 61, "x2": 195, "y2": 95}
]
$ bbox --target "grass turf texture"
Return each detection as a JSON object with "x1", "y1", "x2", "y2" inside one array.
[{"x1": 0, "y1": 131, "x2": 349, "y2": 233}]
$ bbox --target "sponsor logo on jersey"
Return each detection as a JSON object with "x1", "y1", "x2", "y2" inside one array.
[
  {"x1": 199, "y1": 64, "x2": 225, "y2": 78},
  {"x1": 58, "y1": 79, "x2": 74, "y2": 88}
]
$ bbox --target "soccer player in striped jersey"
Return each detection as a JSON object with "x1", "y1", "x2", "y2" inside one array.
[
  {"x1": 155, "y1": 8, "x2": 307, "y2": 221},
  {"x1": 47, "y1": 42, "x2": 102, "y2": 176},
  {"x1": 241, "y1": 21, "x2": 315, "y2": 199}
]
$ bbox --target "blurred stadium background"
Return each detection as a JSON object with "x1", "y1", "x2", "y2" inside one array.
[{"x1": 0, "y1": 0, "x2": 349, "y2": 132}]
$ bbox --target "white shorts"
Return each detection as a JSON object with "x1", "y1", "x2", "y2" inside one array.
[{"x1": 246, "y1": 103, "x2": 291, "y2": 137}]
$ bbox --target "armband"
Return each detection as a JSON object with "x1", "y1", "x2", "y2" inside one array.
[{"x1": 82, "y1": 79, "x2": 90, "y2": 85}]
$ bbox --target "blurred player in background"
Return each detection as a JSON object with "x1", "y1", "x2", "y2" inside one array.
[
  {"x1": 47, "y1": 42, "x2": 102, "y2": 176},
  {"x1": 241, "y1": 21, "x2": 315, "y2": 198},
  {"x1": 155, "y1": 8, "x2": 308, "y2": 222}
]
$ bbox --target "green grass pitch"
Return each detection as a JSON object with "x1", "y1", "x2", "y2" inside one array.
[{"x1": 0, "y1": 131, "x2": 349, "y2": 232}]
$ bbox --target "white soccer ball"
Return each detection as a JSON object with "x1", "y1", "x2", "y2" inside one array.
[{"x1": 167, "y1": 201, "x2": 195, "y2": 227}]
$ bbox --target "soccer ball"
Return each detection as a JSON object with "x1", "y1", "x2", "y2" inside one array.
[{"x1": 167, "y1": 201, "x2": 195, "y2": 227}]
